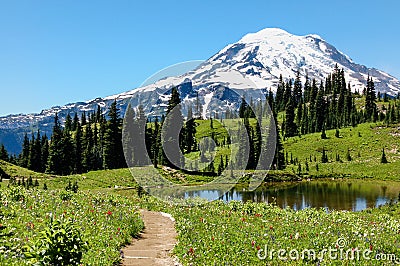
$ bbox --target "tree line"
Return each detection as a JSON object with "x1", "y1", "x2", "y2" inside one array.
[
  {"x1": 276, "y1": 65, "x2": 400, "y2": 138},
  {"x1": 1, "y1": 102, "x2": 125, "y2": 175},
  {"x1": 1, "y1": 66, "x2": 400, "y2": 175}
]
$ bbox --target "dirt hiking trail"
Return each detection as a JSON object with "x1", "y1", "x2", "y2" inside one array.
[{"x1": 121, "y1": 210, "x2": 180, "y2": 266}]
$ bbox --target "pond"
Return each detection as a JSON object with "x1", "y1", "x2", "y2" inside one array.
[{"x1": 184, "y1": 180, "x2": 400, "y2": 211}]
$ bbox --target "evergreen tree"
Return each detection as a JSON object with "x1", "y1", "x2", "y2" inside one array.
[
  {"x1": 74, "y1": 121, "x2": 83, "y2": 173},
  {"x1": 185, "y1": 107, "x2": 197, "y2": 153},
  {"x1": 103, "y1": 100, "x2": 125, "y2": 169},
  {"x1": 284, "y1": 97, "x2": 297, "y2": 137},
  {"x1": 46, "y1": 113, "x2": 64, "y2": 174},
  {"x1": 40, "y1": 135, "x2": 49, "y2": 173},
  {"x1": 0, "y1": 144, "x2": 9, "y2": 162},
  {"x1": 60, "y1": 127, "x2": 74, "y2": 175},
  {"x1": 381, "y1": 148, "x2": 388, "y2": 163},
  {"x1": 239, "y1": 97, "x2": 248, "y2": 118},
  {"x1": 321, "y1": 147, "x2": 328, "y2": 163},
  {"x1": 315, "y1": 83, "x2": 326, "y2": 132},
  {"x1": 346, "y1": 149, "x2": 352, "y2": 161},
  {"x1": 293, "y1": 70, "x2": 302, "y2": 107},
  {"x1": 28, "y1": 130, "x2": 42, "y2": 172},
  {"x1": 20, "y1": 133, "x2": 30, "y2": 168},
  {"x1": 275, "y1": 75, "x2": 285, "y2": 111},
  {"x1": 162, "y1": 88, "x2": 185, "y2": 169},
  {"x1": 365, "y1": 76, "x2": 377, "y2": 121}
]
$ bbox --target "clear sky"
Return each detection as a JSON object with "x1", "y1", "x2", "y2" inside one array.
[{"x1": 0, "y1": 0, "x2": 399, "y2": 116}]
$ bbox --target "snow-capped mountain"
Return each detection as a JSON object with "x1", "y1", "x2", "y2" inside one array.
[{"x1": 1, "y1": 28, "x2": 400, "y2": 153}]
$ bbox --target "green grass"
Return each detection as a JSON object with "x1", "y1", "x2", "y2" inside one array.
[
  {"x1": 0, "y1": 160, "x2": 52, "y2": 179},
  {"x1": 141, "y1": 196, "x2": 400, "y2": 266},
  {"x1": 0, "y1": 186, "x2": 143, "y2": 265},
  {"x1": 283, "y1": 122, "x2": 400, "y2": 180}
]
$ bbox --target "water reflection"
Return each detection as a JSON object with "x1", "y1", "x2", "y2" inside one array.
[{"x1": 184, "y1": 180, "x2": 400, "y2": 211}]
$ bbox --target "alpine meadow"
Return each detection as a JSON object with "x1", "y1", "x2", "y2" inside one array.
[{"x1": 1, "y1": 3, "x2": 400, "y2": 265}]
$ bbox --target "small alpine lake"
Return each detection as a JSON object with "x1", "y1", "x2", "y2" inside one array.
[{"x1": 183, "y1": 179, "x2": 400, "y2": 211}]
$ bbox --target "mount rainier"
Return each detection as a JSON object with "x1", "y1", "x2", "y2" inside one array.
[{"x1": 1, "y1": 27, "x2": 400, "y2": 154}]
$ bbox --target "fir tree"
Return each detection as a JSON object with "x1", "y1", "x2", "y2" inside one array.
[
  {"x1": 284, "y1": 97, "x2": 297, "y2": 138},
  {"x1": 103, "y1": 100, "x2": 125, "y2": 169},
  {"x1": 293, "y1": 70, "x2": 302, "y2": 107},
  {"x1": 321, "y1": 147, "x2": 328, "y2": 163},
  {"x1": 346, "y1": 149, "x2": 352, "y2": 161},
  {"x1": 381, "y1": 148, "x2": 388, "y2": 163},
  {"x1": 365, "y1": 76, "x2": 377, "y2": 121},
  {"x1": 185, "y1": 107, "x2": 197, "y2": 153},
  {"x1": 46, "y1": 113, "x2": 64, "y2": 174},
  {"x1": 162, "y1": 88, "x2": 185, "y2": 169},
  {"x1": 0, "y1": 144, "x2": 9, "y2": 162}
]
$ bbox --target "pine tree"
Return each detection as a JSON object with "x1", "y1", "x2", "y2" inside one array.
[
  {"x1": 103, "y1": 100, "x2": 125, "y2": 169},
  {"x1": 335, "y1": 129, "x2": 340, "y2": 138},
  {"x1": 321, "y1": 126, "x2": 327, "y2": 139},
  {"x1": 20, "y1": 133, "x2": 30, "y2": 167},
  {"x1": 0, "y1": 144, "x2": 9, "y2": 162},
  {"x1": 239, "y1": 97, "x2": 248, "y2": 118},
  {"x1": 46, "y1": 113, "x2": 64, "y2": 174},
  {"x1": 185, "y1": 107, "x2": 197, "y2": 153},
  {"x1": 346, "y1": 149, "x2": 352, "y2": 161},
  {"x1": 60, "y1": 127, "x2": 74, "y2": 175},
  {"x1": 74, "y1": 121, "x2": 83, "y2": 173},
  {"x1": 321, "y1": 147, "x2": 328, "y2": 163},
  {"x1": 275, "y1": 75, "x2": 285, "y2": 111},
  {"x1": 65, "y1": 114, "x2": 72, "y2": 132},
  {"x1": 161, "y1": 88, "x2": 185, "y2": 169},
  {"x1": 293, "y1": 70, "x2": 302, "y2": 107},
  {"x1": 28, "y1": 130, "x2": 42, "y2": 172},
  {"x1": 284, "y1": 97, "x2": 297, "y2": 137},
  {"x1": 315, "y1": 83, "x2": 326, "y2": 132},
  {"x1": 365, "y1": 76, "x2": 377, "y2": 121},
  {"x1": 381, "y1": 148, "x2": 388, "y2": 163},
  {"x1": 40, "y1": 135, "x2": 49, "y2": 173}
]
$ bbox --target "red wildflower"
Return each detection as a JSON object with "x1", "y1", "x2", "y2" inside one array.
[
  {"x1": 256, "y1": 246, "x2": 261, "y2": 250},
  {"x1": 251, "y1": 240, "x2": 255, "y2": 247},
  {"x1": 270, "y1": 226, "x2": 273, "y2": 230},
  {"x1": 107, "y1": 211, "x2": 112, "y2": 216},
  {"x1": 188, "y1": 247, "x2": 194, "y2": 255},
  {"x1": 370, "y1": 245, "x2": 373, "y2": 251}
]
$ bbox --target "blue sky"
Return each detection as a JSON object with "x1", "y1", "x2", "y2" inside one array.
[{"x1": 0, "y1": 0, "x2": 399, "y2": 116}]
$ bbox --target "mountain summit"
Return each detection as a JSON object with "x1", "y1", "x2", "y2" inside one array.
[{"x1": 1, "y1": 28, "x2": 400, "y2": 153}]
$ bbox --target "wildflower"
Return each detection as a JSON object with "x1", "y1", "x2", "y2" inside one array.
[
  {"x1": 188, "y1": 247, "x2": 194, "y2": 255},
  {"x1": 107, "y1": 211, "x2": 112, "y2": 216},
  {"x1": 251, "y1": 240, "x2": 255, "y2": 247}
]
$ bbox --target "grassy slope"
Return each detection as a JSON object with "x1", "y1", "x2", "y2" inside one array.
[{"x1": 283, "y1": 122, "x2": 400, "y2": 180}]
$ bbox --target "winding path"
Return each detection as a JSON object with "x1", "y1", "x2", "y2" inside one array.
[{"x1": 121, "y1": 210, "x2": 180, "y2": 266}]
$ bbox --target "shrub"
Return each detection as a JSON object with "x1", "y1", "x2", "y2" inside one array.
[{"x1": 25, "y1": 218, "x2": 88, "y2": 265}]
